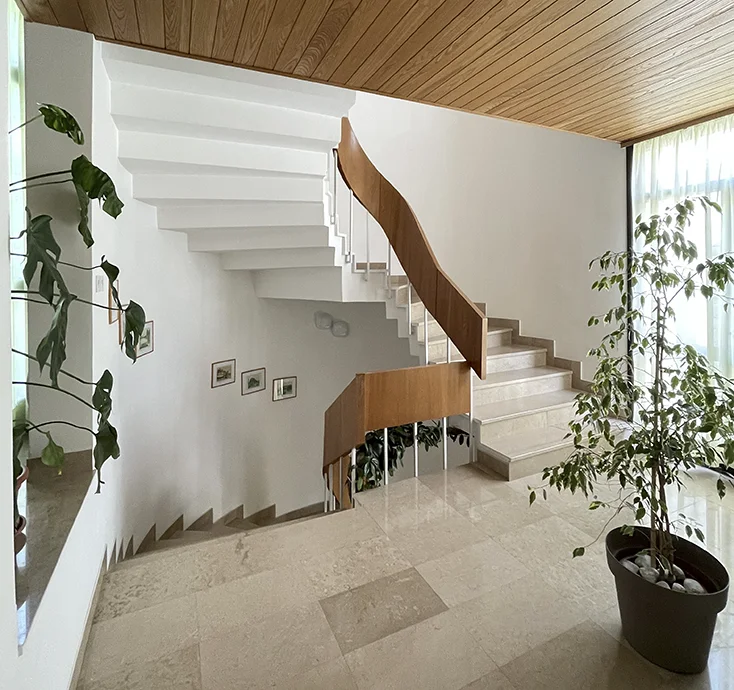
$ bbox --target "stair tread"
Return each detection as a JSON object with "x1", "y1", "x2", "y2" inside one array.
[
  {"x1": 484, "y1": 425, "x2": 573, "y2": 460},
  {"x1": 475, "y1": 389, "x2": 580, "y2": 423},
  {"x1": 475, "y1": 366, "x2": 572, "y2": 388}
]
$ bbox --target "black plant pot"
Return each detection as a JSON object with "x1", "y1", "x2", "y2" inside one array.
[{"x1": 606, "y1": 526, "x2": 729, "y2": 674}]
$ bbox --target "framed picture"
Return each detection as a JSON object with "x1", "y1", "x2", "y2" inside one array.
[
  {"x1": 211, "y1": 359, "x2": 236, "y2": 388},
  {"x1": 108, "y1": 280, "x2": 120, "y2": 324},
  {"x1": 241, "y1": 367, "x2": 266, "y2": 396},
  {"x1": 273, "y1": 376, "x2": 297, "y2": 402},
  {"x1": 136, "y1": 321, "x2": 154, "y2": 358}
]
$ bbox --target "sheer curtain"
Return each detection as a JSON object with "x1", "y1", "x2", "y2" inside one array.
[{"x1": 632, "y1": 115, "x2": 734, "y2": 376}]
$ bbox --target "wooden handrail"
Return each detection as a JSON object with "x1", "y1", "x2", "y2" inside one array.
[
  {"x1": 323, "y1": 362, "x2": 471, "y2": 468},
  {"x1": 337, "y1": 118, "x2": 487, "y2": 379}
]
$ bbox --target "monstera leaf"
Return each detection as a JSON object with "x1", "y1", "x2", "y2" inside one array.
[
  {"x1": 38, "y1": 103, "x2": 84, "y2": 145},
  {"x1": 92, "y1": 369, "x2": 113, "y2": 423},
  {"x1": 36, "y1": 293, "x2": 76, "y2": 386},
  {"x1": 121, "y1": 301, "x2": 146, "y2": 362},
  {"x1": 101, "y1": 258, "x2": 122, "y2": 311},
  {"x1": 23, "y1": 214, "x2": 68, "y2": 304},
  {"x1": 93, "y1": 419, "x2": 120, "y2": 492},
  {"x1": 71, "y1": 155, "x2": 124, "y2": 247},
  {"x1": 41, "y1": 433, "x2": 65, "y2": 469}
]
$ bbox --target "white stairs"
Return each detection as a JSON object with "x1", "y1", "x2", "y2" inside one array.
[{"x1": 101, "y1": 43, "x2": 581, "y2": 481}]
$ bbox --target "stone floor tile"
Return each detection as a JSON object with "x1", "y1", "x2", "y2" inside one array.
[
  {"x1": 198, "y1": 602, "x2": 340, "y2": 690},
  {"x1": 302, "y1": 535, "x2": 411, "y2": 598},
  {"x1": 319, "y1": 567, "x2": 447, "y2": 654},
  {"x1": 451, "y1": 573, "x2": 587, "y2": 667},
  {"x1": 459, "y1": 669, "x2": 516, "y2": 690},
  {"x1": 78, "y1": 645, "x2": 201, "y2": 690},
  {"x1": 416, "y1": 538, "x2": 529, "y2": 607},
  {"x1": 387, "y1": 513, "x2": 487, "y2": 566},
  {"x1": 557, "y1": 501, "x2": 637, "y2": 541},
  {"x1": 82, "y1": 594, "x2": 198, "y2": 684},
  {"x1": 500, "y1": 620, "x2": 663, "y2": 690},
  {"x1": 460, "y1": 490, "x2": 554, "y2": 538},
  {"x1": 275, "y1": 657, "x2": 358, "y2": 690},
  {"x1": 344, "y1": 610, "x2": 496, "y2": 690}
]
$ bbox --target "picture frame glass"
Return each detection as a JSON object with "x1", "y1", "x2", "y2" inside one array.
[
  {"x1": 273, "y1": 376, "x2": 297, "y2": 401},
  {"x1": 212, "y1": 360, "x2": 236, "y2": 388},
  {"x1": 241, "y1": 368, "x2": 266, "y2": 395}
]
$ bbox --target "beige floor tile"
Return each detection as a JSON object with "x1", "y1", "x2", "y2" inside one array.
[
  {"x1": 460, "y1": 490, "x2": 554, "y2": 538},
  {"x1": 344, "y1": 610, "x2": 496, "y2": 690},
  {"x1": 416, "y1": 539, "x2": 529, "y2": 607},
  {"x1": 507, "y1": 473, "x2": 600, "y2": 514},
  {"x1": 387, "y1": 513, "x2": 487, "y2": 566},
  {"x1": 459, "y1": 669, "x2": 515, "y2": 690},
  {"x1": 451, "y1": 573, "x2": 587, "y2": 667},
  {"x1": 319, "y1": 567, "x2": 447, "y2": 654},
  {"x1": 275, "y1": 657, "x2": 357, "y2": 690},
  {"x1": 82, "y1": 594, "x2": 198, "y2": 684},
  {"x1": 198, "y1": 602, "x2": 340, "y2": 690},
  {"x1": 558, "y1": 501, "x2": 637, "y2": 541},
  {"x1": 500, "y1": 620, "x2": 663, "y2": 690},
  {"x1": 195, "y1": 563, "x2": 319, "y2": 639},
  {"x1": 495, "y1": 515, "x2": 593, "y2": 569},
  {"x1": 78, "y1": 645, "x2": 201, "y2": 690},
  {"x1": 420, "y1": 466, "x2": 505, "y2": 511},
  {"x1": 302, "y1": 535, "x2": 411, "y2": 598}
]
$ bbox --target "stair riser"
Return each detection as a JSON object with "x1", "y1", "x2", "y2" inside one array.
[
  {"x1": 474, "y1": 373, "x2": 571, "y2": 405},
  {"x1": 221, "y1": 247, "x2": 336, "y2": 270},
  {"x1": 158, "y1": 202, "x2": 326, "y2": 230},
  {"x1": 186, "y1": 226, "x2": 331, "y2": 252},
  {"x1": 486, "y1": 350, "x2": 546, "y2": 375},
  {"x1": 478, "y1": 444, "x2": 574, "y2": 481},
  {"x1": 480, "y1": 405, "x2": 575, "y2": 443}
]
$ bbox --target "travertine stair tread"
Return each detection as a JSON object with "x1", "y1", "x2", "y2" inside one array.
[
  {"x1": 474, "y1": 389, "x2": 580, "y2": 423},
  {"x1": 429, "y1": 342, "x2": 544, "y2": 364},
  {"x1": 475, "y1": 366, "x2": 571, "y2": 388},
  {"x1": 147, "y1": 529, "x2": 214, "y2": 552},
  {"x1": 483, "y1": 425, "x2": 573, "y2": 460}
]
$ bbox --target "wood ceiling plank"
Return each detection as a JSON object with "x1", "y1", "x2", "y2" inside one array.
[
  {"x1": 530, "y1": 20, "x2": 734, "y2": 129},
  {"x1": 21, "y1": 0, "x2": 57, "y2": 24},
  {"x1": 362, "y1": 0, "x2": 473, "y2": 90},
  {"x1": 77, "y1": 0, "x2": 114, "y2": 38},
  {"x1": 293, "y1": 0, "x2": 361, "y2": 77},
  {"x1": 275, "y1": 0, "x2": 332, "y2": 72},
  {"x1": 461, "y1": 0, "x2": 659, "y2": 112},
  {"x1": 488, "y1": 0, "x2": 705, "y2": 118},
  {"x1": 107, "y1": 0, "x2": 140, "y2": 42},
  {"x1": 311, "y1": 0, "x2": 392, "y2": 80},
  {"x1": 190, "y1": 0, "x2": 221, "y2": 57},
  {"x1": 434, "y1": 0, "x2": 605, "y2": 106},
  {"x1": 254, "y1": 0, "x2": 306, "y2": 69},
  {"x1": 234, "y1": 0, "x2": 277, "y2": 64},
  {"x1": 395, "y1": 0, "x2": 552, "y2": 100},
  {"x1": 163, "y1": 0, "x2": 191, "y2": 51},
  {"x1": 47, "y1": 0, "x2": 87, "y2": 30},
  {"x1": 328, "y1": 0, "x2": 417, "y2": 84},
  {"x1": 212, "y1": 0, "x2": 249, "y2": 61},
  {"x1": 346, "y1": 0, "x2": 449, "y2": 87},
  {"x1": 380, "y1": 0, "x2": 499, "y2": 93},
  {"x1": 137, "y1": 0, "x2": 165, "y2": 47}
]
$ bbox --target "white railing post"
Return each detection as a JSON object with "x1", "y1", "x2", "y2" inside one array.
[
  {"x1": 407, "y1": 283, "x2": 412, "y2": 332},
  {"x1": 348, "y1": 190, "x2": 354, "y2": 265},
  {"x1": 423, "y1": 306, "x2": 429, "y2": 364},
  {"x1": 383, "y1": 427, "x2": 389, "y2": 486},
  {"x1": 350, "y1": 447, "x2": 357, "y2": 508},
  {"x1": 323, "y1": 473, "x2": 329, "y2": 513},
  {"x1": 329, "y1": 464, "x2": 336, "y2": 511},
  {"x1": 413, "y1": 421, "x2": 419, "y2": 477},
  {"x1": 470, "y1": 371, "x2": 476, "y2": 463},
  {"x1": 364, "y1": 214, "x2": 371, "y2": 282},
  {"x1": 329, "y1": 149, "x2": 337, "y2": 225},
  {"x1": 446, "y1": 334, "x2": 451, "y2": 363},
  {"x1": 385, "y1": 237, "x2": 391, "y2": 290},
  {"x1": 442, "y1": 417, "x2": 448, "y2": 471},
  {"x1": 338, "y1": 457, "x2": 343, "y2": 510}
]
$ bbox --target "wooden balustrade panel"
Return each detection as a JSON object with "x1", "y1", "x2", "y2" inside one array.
[
  {"x1": 323, "y1": 376, "x2": 365, "y2": 467},
  {"x1": 337, "y1": 117, "x2": 486, "y2": 377},
  {"x1": 363, "y1": 362, "x2": 471, "y2": 432}
]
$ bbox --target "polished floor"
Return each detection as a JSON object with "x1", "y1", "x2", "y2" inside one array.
[{"x1": 79, "y1": 463, "x2": 734, "y2": 689}]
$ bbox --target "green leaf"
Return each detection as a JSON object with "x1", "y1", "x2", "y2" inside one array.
[
  {"x1": 529, "y1": 490, "x2": 536, "y2": 506},
  {"x1": 694, "y1": 527, "x2": 705, "y2": 543},
  {"x1": 122, "y1": 301, "x2": 146, "y2": 361},
  {"x1": 38, "y1": 103, "x2": 84, "y2": 145},
  {"x1": 572, "y1": 547, "x2": 585, "y2": 558},
  {"x1": 40, "y1": 433, "x2": 65, "y2": 468},
  {"x1": 92, "y1": 369, "x2": 114, "y2": 423},
  {"x1": 93, "y1": 419, "x2": 120, "y2": 492},
  {"x1": 36, "y1": 293, "x2": 76, "y2": 386},
  {"x1": 23, "y1": 214, "x2": 68, "y2": 304},
  {"x1": 71, "y1": 154, "x2": 124, "y2": 246},
  {"x1": 100, "y1": 257, "x2": 122, "y2": 310}
]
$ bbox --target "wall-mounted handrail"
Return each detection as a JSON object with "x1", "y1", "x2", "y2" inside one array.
[{"x1": 337, "y1": 118, "x2": 487, "y2": 379}]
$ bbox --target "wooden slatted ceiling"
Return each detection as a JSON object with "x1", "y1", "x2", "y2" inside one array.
[{"x1": 19, "y1": 0, "x2": 734, "y2": 144}]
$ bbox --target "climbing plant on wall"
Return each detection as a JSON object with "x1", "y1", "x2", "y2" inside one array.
[{"x1": 9, "y1": 104, "x2": 146, "y2": 531}]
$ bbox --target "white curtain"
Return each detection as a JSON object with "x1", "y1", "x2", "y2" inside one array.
[{"x1": 632, "y1": 115, "x2": 734, "y2": 376}]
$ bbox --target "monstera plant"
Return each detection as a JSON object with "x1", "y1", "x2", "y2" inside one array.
[{"x1": 10, "y1": 104, "x2": 145, "y2": 540}]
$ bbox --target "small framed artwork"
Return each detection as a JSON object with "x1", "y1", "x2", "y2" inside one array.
[
  {"x1": 273, "y1": 376, "x2": 297, "y2": 402},
  {"x1": 241, "y1": 367, "x2": 266, "y2": 396},
  {"x1": 211, "y1": 359, "x2": 236, "y2": 388},
  {"x1": 108, "y1": 280, "x2": 120, "y2": 324},
  {"x1": 136, "y1": 321, "x2": 154, "y2": 358}
]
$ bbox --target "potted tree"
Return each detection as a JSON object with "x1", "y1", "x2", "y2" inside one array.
[{"x1": 536, "y1": 196, "x2": 731, "y2": 674}]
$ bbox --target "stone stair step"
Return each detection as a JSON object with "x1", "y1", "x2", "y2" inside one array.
[{"x1": 473, "y1": 366, "x2": 572, "y2": 405}]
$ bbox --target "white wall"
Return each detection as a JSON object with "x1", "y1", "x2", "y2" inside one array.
[
  {"x1": 25, "y1": 24, "x2": 93, "y2": 456},
  {"x1": 350, "y1": 93, "x2": 627, "y2": 376}
]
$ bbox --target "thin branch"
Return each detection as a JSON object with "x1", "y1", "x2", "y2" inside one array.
[
  {"x1": 15, "y1": 381, "x2": 95, "y2": 410},
  {"x1": 12, "y1": 349, "x2": 95, "y2": 386},
  {"x1": 10, "y1": 252, "x2": 100, "y2": 271},
  {"x1": 10, "y1": 178, "x2": 72, "y2": 193},
  {"x1": 12, "y1": 290, "x2": 122, "y2": 312},
  {"x1": 27, "y1": 420, "x2": 94, "y2": 435},
  {"x1": 8, "y1": 113, "x2": 41, "y2": 134},
  {"x1": 9, "y1": 169, "x2": 70, "y2": 186}
]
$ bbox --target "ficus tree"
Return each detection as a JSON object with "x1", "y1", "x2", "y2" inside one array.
[
  {"x1": 10, "y1": 104, "x2": 146, "y2": 529},
  {"x1": 534, "y1": 196, "x2": 734, "y2": 570},
  {"x1": 354, "y1": 421, "x2": 469, "y2": 491}
]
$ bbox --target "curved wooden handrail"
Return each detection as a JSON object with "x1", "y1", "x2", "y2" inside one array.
[{"x1": 337, "y1": 118, "x2": 487, "y2": 379}]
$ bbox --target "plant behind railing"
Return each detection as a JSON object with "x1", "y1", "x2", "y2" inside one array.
[{"x1": 10, "y1": 104, "x2": 146, "y2": 529}]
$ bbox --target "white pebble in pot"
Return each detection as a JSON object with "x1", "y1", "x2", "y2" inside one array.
[
  {"x1": 655, "y1": 581, "x2": 671, "y2": 589},
  {"x1": 639, "y1": 567, "x2": 660, "y2": 583},
  {"x1": 622, "y1": 560, "x2": 639, "y2": 575},
  {"x1": 635, "y1": 553, "x2": 653, "y2": 569},
  {"x1": 683, "y1": 578, "x2": 706, "y2": 594},
  {"x1": 672, "y1": 583, "x2": 686, "y2": 593}
]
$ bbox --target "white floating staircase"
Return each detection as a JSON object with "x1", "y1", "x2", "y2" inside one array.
[{"x1": 101, "y1": 43, "x2": 584, "y2": 482}]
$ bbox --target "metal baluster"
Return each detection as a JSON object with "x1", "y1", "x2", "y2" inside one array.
[
  {"x1": 413, "y1": 421, "x2": 419, "y2": 477},
  {"x1": 364, "y1": 213, "x2": 371, "y2": 282},
  {"x1": 386, "y1": 238, "x2": 391, "y2": 290},
  {"x1": 330, "y1": 149, "x2": 337, "y2": 225},
  {"x1": 339, "y1": 457, "x2": 343, "y2": 510},
  {"x1": 323, "y1": 473, "x2": 329, "y2": 513},
  {"x1": 348, "y1": 190, "x2": 354, "y2": 265},
  {"x1": 383, "y1": 427, "x2": 389, "y2": 486},
  {"x1": 423, "y1": 306, "x2": 429, "y2": 364},
  {"x1": 446, "y1": 334, "x2": 451, "y2": 363},
  {"x1": 350, "y1": 448, "x2": 357, "y2": 508},
  {"x1": 329, "y1": 464, "x2": 335, "y2": 511},
  {"x1": 470, "y1": 371, "x2": 476, "y2": 463},
  {"x1": 407, "y1": 283, "x2": 412, "y2": 333},
  {"x1": 442, "y1": 417, "x2": 448, "y2": 471}
]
